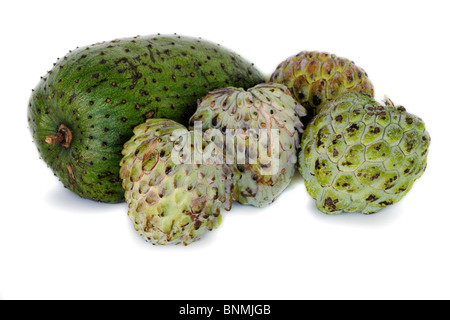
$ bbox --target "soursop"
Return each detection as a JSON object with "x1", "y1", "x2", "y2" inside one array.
[
  {"x1": 120, "y1": 119, "x2": 234, "y2": 245},
  {"x1": 298, "y1": 92, "x2": 430, "y2": 214},
  {"x1": 270, "y1": 51, "x2": 374, "y2": 119},
  {"x1": 190, "y1": 83, "x2": 307, "y2": 207},
  {"x1": 28, "y1": 34, "x2": 265, "y2": 203}
]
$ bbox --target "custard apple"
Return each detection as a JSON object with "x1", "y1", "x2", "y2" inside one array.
[
  {"x1": 120, "y1": 119, "x2": 234, "y2": 245},
  {"x1": 189, "y1": 83, "x2": 307, "y2": 207},
  {"x1": 270, "y1": 51, "x2": 374, "y2": 119},
  {"x1": 299, "y1": 92, "x2": 430, "y2": 214}
]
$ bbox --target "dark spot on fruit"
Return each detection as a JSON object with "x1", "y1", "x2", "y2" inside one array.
[
  {"x1": 92, "y1": 73, "x2": 100, "y2": 79},
  {"x1": 366, "y1": 195, "x2": 378, "y2": 202},
  {"x1": 121, "y1": 117, "x2": 128, "y2": 122},
  {"x1": 211, "y1": 115, "x2": 218, "y2": 127},
  {"x1": 324, "y1": 197, "x2": 338, "y2": 211},
  {"x1": 347, "y1": 124, "x2": 359, "y2": 133},
  {"x1": 68, "y1": 94, "x2": 76, "y2": 104},
  {"x1": 335, "y1": 115, "x2": 343, "y2": 122}
]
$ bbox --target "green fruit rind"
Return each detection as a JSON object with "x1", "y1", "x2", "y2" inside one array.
[
  {"x1": 299, "y1": 92, "x2": 430, "y2": 214},
  {"x1": 120, "y1": 119, "x2": 234, "y2": 246},
  {"x1": 270, "y1": 51, "x2": 374, "y2": 120},
  {"x1": 190, "y1": 83, "x2": 307, "y2": 208},
  {"x1": 28, "y1": 34, "x2": 265, "y2": 203}
]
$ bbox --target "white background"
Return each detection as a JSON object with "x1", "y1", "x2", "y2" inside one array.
[{"x1": 1, "y1": 0, "x2": 449, "y2": 300}]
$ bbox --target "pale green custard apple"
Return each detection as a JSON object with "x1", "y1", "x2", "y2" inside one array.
[
  {"x1": 120, "y1": 119, "x2": 234, "y2": 245},
  {"x1": 299, "y1": 92, "x2": 430, "y2": 214},
  {"x1": 270, "y1": 51, "x2": 374, "y2": 120},
  {"x1": 189, "y1": 83, "x2": 307, "y2": 207}
]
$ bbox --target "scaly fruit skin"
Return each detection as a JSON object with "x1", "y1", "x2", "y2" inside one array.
[
  {"x1": 28, "y1": 34, "x2": 265, "y2": 203},
  {"x1": 120, "y1": 119, "x2": 234, "y2": 246},
  {"x1": 190, "y1": 83, "x2": 307, "y2": 207},
  {"x1": 299, "y1": 93, "x2": 430, "y2": 214},
  {"x1": 270, "y1": 51, "x2": 374, "y2": 119}
]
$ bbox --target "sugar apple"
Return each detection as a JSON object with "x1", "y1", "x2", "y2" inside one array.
[
  {"x1": 120, "y1": 119, "x2": 234, "y2": 245},
  {"x1": 298, "y1": 92, "x2": 430, "y2": 214},
  {"x1": 189, "y1": 83, "x2": 307, "y2": 207},
  {"x1": 270, "y1": 51, "x2": 374, "y2": 120}
]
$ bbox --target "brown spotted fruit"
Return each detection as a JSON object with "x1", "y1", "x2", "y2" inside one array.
[
  {"x1": 120, "y1": 119, "x2": 234, "y2": 245},
  {"x1": 28, "y1": 34, "x2": 265, "y2": 203},
  {"x1": 298, "y1": 93, "x2": 430, "y2": 214},
  {"x1": 189, "y1": 83, "x2": 307, "y2": 208},
  {"x1": 270, "y1": 51, "x2": 374, "y2": 120}
]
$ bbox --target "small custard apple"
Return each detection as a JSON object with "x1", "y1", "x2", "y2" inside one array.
[
  {"x1": 270, "y1": 51, "x2": 374, "y2": 119},
  {"x1": 189, "y1": 83, "x2": 307, "y2": 208},
  {"x1": 299, "y1": 92, "x2": 430, "y2": 214},
  {"x1": 120, "y1": 119, "x2": 234, "y2": 245}
]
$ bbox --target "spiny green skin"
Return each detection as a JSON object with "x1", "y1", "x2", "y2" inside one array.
[
  {"x1": 299, "y1": 92, "x2": 430, "y2": 214},
  {"x1": 190, "y1": 83, "x2": 307, "y2": 208},
  {"x1": 270, "y1": 51, "x2": 374, "y2": 120},
  {"x1": 28, "y1": 34, "x2": 265, "y2": 203},
  {"x1": 120, "y1": 119, "x2": 234, "y2": 246}
]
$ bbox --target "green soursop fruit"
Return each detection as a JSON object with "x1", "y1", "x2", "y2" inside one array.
[
  {"x1": 28, "y1": 34, "x2": 265, "y2": 203},
  {"x1": 298, "y1": 92, "x2": 430, "y2": 214},
  {"x1": 270, "y1": 51, "x2": 374, "y2": 119},
  {"x1": 189, "y1": 83, "x2": 307, "y2": 207},
  {"x1": 120, "y1": 119, "x2": 234, "y2": 246}
]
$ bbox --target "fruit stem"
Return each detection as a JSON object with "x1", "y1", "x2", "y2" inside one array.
[{"x1": 45, "y1": 124, "x2": 72, "y2": 148}]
